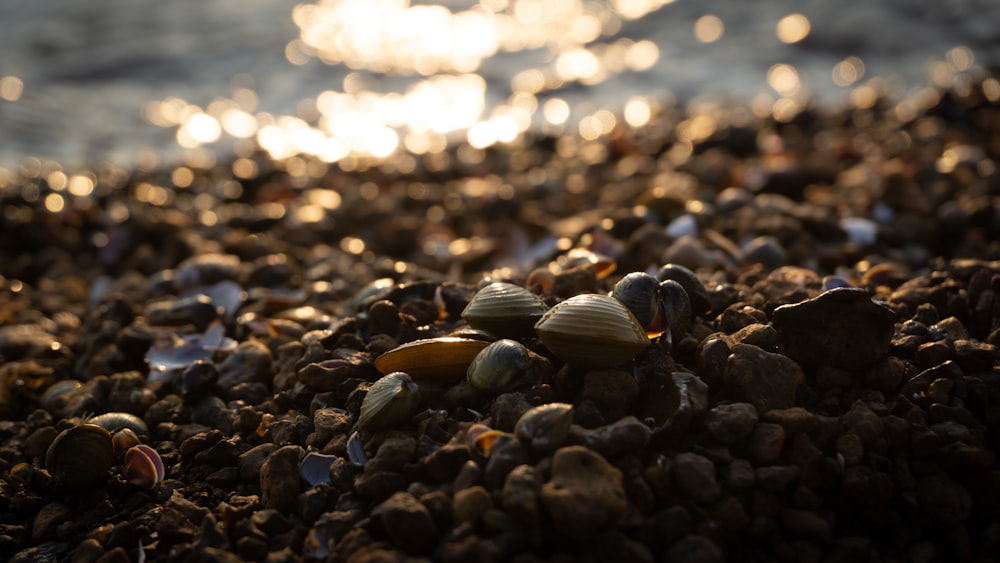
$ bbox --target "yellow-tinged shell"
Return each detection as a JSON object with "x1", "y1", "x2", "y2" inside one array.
[
  {"x1": 45, "y1": 423, "x2": 115, "y2": 490},
  {"x1": 534, "y1": 293, "x2": 649, "y2": 367},
  {"x1": 374, "y1": 337, "x2": 489, "y2": 383},
  {"x1": 461, "y1": 282, "x2": 549, "y2": 338},
  {"x1": 358, "y1": 372, "x2": 421, "y2": 431}
]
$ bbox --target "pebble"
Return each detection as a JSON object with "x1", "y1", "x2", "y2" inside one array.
[
  {"x1": 373, "y1": 491, "x2": 441, "y2": 555},
  {"x1": 723, "y1": 344, "x2": 804, "y2": 412},
  {"x1": 259, "y1": 445, "x2": 303, "y2": 514},
  {"x1": 704, "y1": 402, "x2": 759, "y2": 444},
  {"x1": 672, "y1": 452, "x2": 720, "y2": 504},
  {"x1": 539, "y1": 446, "x2": 627, "y2": 541},
  {"x1": 749, "y1": 423, "x2": 786, "y2": 465},
  {"x1": 772, "y1": 288, "x2": 895, "y2": 371}
]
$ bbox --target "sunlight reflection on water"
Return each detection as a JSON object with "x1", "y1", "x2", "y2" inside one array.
[{"x1": 0, "y1": 0, "x2": 997, "y2": 173}]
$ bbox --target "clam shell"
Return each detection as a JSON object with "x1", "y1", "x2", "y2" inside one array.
[
  {"x1": 87, "y1": 412, "x2": 150, "y2": 437},
  {"x1": 534, "y1": 293, "x2": 649, "y2": 367},
  {"x1": 461, "y1": 282, "x2": 549, "y2": 338},
  {"x1": 374, "y1": 337, "x2": 488, "y2": 383},
  {"x1": 123, "y1": 444, "x2": 165, "y2": 489},
  {"x1": 656, "y1": 263, "x2": 711, "y2": 316},
  {"x1": 515, "y1": 402, "x2": 573, "y2": 455},
  {"x1": 45, "y1": 423, "x2": 115, "y2": 490},
  {"x1": 611, "y1": 272, "x2": 661, "y2": 330},
  {"x1": 467, "y1": 339, "x2": 531, "y2": 392},
  {"x1": 358, "y1": 372, "x2": 421, "y2": 431}
]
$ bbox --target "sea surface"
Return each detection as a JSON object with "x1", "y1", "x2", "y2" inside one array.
[{"x1": 1, "y1": 0, "x2": 998, "y2": 172}]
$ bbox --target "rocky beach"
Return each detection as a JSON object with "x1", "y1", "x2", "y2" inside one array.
[{"x1": 2, "y1": 73, "x2": 1000, "y2": 563}]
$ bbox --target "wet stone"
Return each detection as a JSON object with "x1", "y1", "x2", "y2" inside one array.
[
  {"x1": 540, "y1": 446, "x2": 628, "y2": 541},
  {"x1": 917, "y1": 473, "x2": 971, "y2": 527},
  {"x1": 672, "y1": 452, "x2": 720, "y2": 504},
  {"x1": 581, "y1": 369, "x2": 639, "y2": 421},
  {"x1": 665, "y1": 534, "x2": 725, "y2": 563},
  {"x1": 569, "y1": 416, "x2": 651, "y2": 458},
  {"x1": 722, "y1": 459, "x2": 756, "y2": 492},
  {"x1": 373, "y1": 491, "x2": 441, "y2": 555},
  {"x1": 749, "y1": 423, "x2": 786, "y2": 465},
  {"x1": 772, "y1": 288, "x2": 896, "y2": 372},
  {"x1": 499, "y1": 464, "x2": 542, "y2": 529},
  {"x1": 452, "y1": 485, "x2": 493, "y2": 525},
  {"x1": 723, "y1": 344, "x2": 803, "y2": 413},
  {"x1": 260, "y1": 445, "x2": 303, "y2": 514},
  {"x1": 704, "y1": 402, "x2": 758, "y2": 444}
]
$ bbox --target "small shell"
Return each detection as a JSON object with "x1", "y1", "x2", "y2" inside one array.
[
  {"x1": 87, "y1": 412, "x2": 150, "y2": 437},
  {"x1": 45, "y1": 424, "x2": 115, "y2": 490},
  {"x1": 534, "y1": 293, "x2": 649, "y2": 367},
  {"x1": 358, "y1": 372, "x2": 421, "y2": 431},
  {"x1": 123, "y1": 444, "x2": 165, "y2": 489},
  {"x1": 514, "y1": 403, "x2": 573, "y2": 455},
  {"x1": 466, "y1": 423, "x2": 506, "y2": 457},
  {"x1": 112, "y1": 428, "x2": 143, "y2": 457},
  {"x1": 41, "y1": 380, "x2": 82, "y2": 411},
  {"x1": 611, "y1": 272, "x2": 662, "y2": 333},
  {"x1": 656, "y1": 263, "x2": 711, "y2": 316},
  {"x1": 659, "y1": 279, "x2": 692, "y2": 346},
  {"x1": 461, "y1": 282, "x2": 549, "y2": 338},
  {"x1": 374, "y1": 337, "x2": 488, "y2": 383},
  {"x1": 299, "y1": 452, "x2": 337, "y2": 487},
  {"x1": 556, "y1": 248, "x2": 617, "y2": 279},
  {"x1": 467, "y1": 339, "x2": 531, "y2": 392}
]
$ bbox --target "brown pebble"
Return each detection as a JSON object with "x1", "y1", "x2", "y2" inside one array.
[
  {"x1": 723, "y1": 344, "x2": 803, "y2": 413},
  {"x1": 452, "y1": 485, "x2": 493, "y2": 524},
  {"x1": 704, "y1": 402, "x2": 758, "y2": 444},
  {"x1": 672, "y1": 452, "x2": 720, "y2": 504},
  {"x1": 540, "y1": 446, "x2": 627, "y2": 541},
  {"x1": 373, "y1": 491, "x2": 441, "y2": 555},
  {"x1": 260, "y1": 445, "x2": 303, "y2": 514},
  {"x1": 772, "y1": 287, "x2": 895, "y2": 371},
  {"x1": 749, "y1": 423, "x2": 786, "y2": 465}
]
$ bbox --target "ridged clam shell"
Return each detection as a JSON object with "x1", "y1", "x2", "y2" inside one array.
[
  {"x1": 87, "y1": 412, "x2": 150, "y2": 437},
  {"x1": 461, "y1": 282, "x2": 549, "y2": 338},
  {"x1": 45, "y1": 423, "x2": 115, "y2": 490},
  {"x1": 534, "y1": 293, "x2": 649, "y2": 367},
  {"x1": 374, "y1": 337, "x2": 488, "y2": 383},
  {"x1": 467, "y1": 339, "x2": 531, "y2": 392},
  {"x1": 358, "y1": 372, "x2": 421, "y2": 431}
]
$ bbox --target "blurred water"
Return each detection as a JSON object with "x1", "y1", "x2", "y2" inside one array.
[{"x1": 1, "y1": 0, "x2": 998, "y2": 171}]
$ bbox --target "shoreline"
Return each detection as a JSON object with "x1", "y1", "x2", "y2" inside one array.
[{"x1": 2, "y1": 75, "x2": 1000, "y2": 561}]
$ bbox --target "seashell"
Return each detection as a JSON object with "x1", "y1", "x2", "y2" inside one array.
[
  {"x1": 534, "y1": 293, "x2": 649, "y2": 367},
  {"x1": 556, "y1": 248, "x2": 617, "y2": 279},
  {"x1": 357, "y1": 372, "x2": 421, "y2": 431},
  {"x1": 87, "y1": 412, "x2": 150, "y2": 437},
  {"x1": 611, "y1": 272, "x2": 664, "y2": 336},
  {"x1": 514, "y1": 403, "x2": 573, "y2": 455},
  {"x1": 45, "y1": 423, "x2": 115, "y2": 490},
  {"x1": 461, "y1": 282, "x2": 549, "y2": 338},
  {"x1": 466, "y1": 423, "x2": 506, "y2": 457},
  {"x1": 112, "y1": 428, "x2": 142, "y2": 456},
  {"x1": 655, "y1": 263, "x2": 712, "y2": 316},
  {"x1": 659, "y1": 279, "x2": 692, "y2": 348},
  {"x1": 374, "y1": 337, "x2": 489, "y2": 383},
  {"x1": 122, "y1": 444, "x2": 165, "y2": 489},
  {"x1": 347, "y1": 430, "x2": 366, "y2": 466},
  {"x1": 299, "y1": 451, "x2": 337, "y2": 487},
  {"x1": 41, "y1": 379, "x2": 82, "y2": 411},
  {"x1": 467, "y1": 339, "x2": 531, "y2": 392}
]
